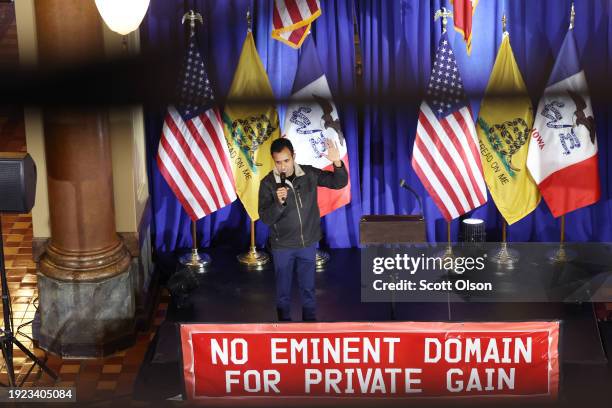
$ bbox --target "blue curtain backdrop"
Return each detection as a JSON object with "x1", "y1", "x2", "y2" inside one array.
[
  {"x1": 141, "y1": 0, "x2": 359, "y2": 251},
  {"x1": 356, "y1": 0, "x2": 612, "y2": 242},
  {"x1": 142, "y1": 0, "x2": 612, "y2": 251}
]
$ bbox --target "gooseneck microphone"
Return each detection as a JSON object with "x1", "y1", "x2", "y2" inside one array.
[
  {"x1": 280, "y1": 172, "x2": 287, "y2": 206},
  {"x1": 399, "y1": 179, "x2": 424, "y2": 219}
]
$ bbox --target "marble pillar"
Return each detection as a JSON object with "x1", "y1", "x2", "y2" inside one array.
[{"x1": 34, "y1": 0, "x2": 135, "y2": 357}]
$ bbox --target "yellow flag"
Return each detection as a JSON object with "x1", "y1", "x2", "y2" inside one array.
[
  {"x1": 223, "y1": 32, "x2": 280, "y2": 221},
  {"x1": 476, "y1": 34, "x2": 540, "y2": 225}
]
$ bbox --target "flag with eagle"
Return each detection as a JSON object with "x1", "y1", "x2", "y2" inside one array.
[
  {"x1": 527, "y1": 28, "x2": 600, "y2": 217},
  {"x1": 283, "y1": 37, "x2": 350, "y2": 216}
]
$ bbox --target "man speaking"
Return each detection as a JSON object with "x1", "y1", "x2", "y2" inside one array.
[{"x1": 258, "y1": 138, "x2": 348, "y2": 322}]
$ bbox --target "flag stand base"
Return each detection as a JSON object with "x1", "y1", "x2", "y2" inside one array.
[
  {"x1": 435, "y1": 222, "x2": 456, "y2": 272},
  {"x1": 435, "y1": 244, "x2": 455, "y2": 259},
  {"x1": 316, "y1": 249, "x2": 329, "y2": 272},
  {"x1": 179, "y1": 249, "x2": 210, "y2": 274},
  {"x1": 489, "y1": 242, "x2": 519, "y2": 270},
  {"x1": 547, "y1": 244, "x2": 576, "y2": 264},
  {"x1": 548, "y1": 217, "x2": 574, "y2": 263},
  {"x1": 434, "y1": 244, "x2": 458, "y2": 272},
  {"x1": 237, "y1": 246, "x2": 270, "y2": 270}
]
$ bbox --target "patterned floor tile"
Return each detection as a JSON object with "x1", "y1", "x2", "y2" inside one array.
[{"x1": 1, "y1": 211, "x2": 168, "y2": 403}]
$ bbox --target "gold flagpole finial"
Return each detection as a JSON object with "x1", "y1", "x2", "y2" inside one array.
[
  {"x1": 502, "y1": 14, "x2": 508, "y2": 35},
  {"x1": 246, "y1": 8, "x2": 252, "y2": 33},
  {"x1": 434, "y1": 7, "x2": 453, "y2": 34},
  {"x1": 181, "y1": 10, "x2": 203, "y2": 38},
  {"x1": 569, "y1": 2, "x2": 575, "y2": 30}
]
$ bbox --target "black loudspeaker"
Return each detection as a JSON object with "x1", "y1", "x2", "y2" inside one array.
[{"x1": 0, "y1": 152, "x2": 37, "y2": 213}]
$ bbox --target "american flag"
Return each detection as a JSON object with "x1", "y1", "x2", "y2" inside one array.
[
  {"x1": 411, "y1": 34, "x2": 486, "y2": 221},
  {"x1": 157, "y1": 37, "x2": 236, "y2": 221},
  {"x1": 272, "y1": 0, "x2": 321, "y2": 48}
]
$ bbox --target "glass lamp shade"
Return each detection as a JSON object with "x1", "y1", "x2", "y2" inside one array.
[{"x1": 95, "y1": 0, "x2": 150, "y2": 35}]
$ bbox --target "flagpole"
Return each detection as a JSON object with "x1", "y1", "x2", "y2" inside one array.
[
  {"x1": 182, "y1": 9, "x2": 203, "y2": 38},
  {"x1": 549, "y1": 216, "x2": 568, "y2": 263},
  {"x1": 441, "y1": 220, "x2": 454, "y2": 259},
  {"x1": 431, "y1": 8, "x2": 455, "y2": 264},
  {"x1": 549, "y1": 215, "x2": 575, "y2": 263},
  {"x1": 179, "y1": 219, "x2": 210, "y2": 273},
  {"x1": 434, "y1": 219, "x2": 455, "y2": 268},
  {"x1": 486, "y1": 13, "x2": 519, "y2": 269},
  {"x1": 235, "y1": 9, "x2": 271, "y2": 270},
  {"x1": 434, "y1": 7, "x2": 452, "y2": 34},
  {"x1": 434, "y1": 220, "x2": 455, "y2": 263},
  {"x1": 548, "y1": 4, "x2": 580, "y2": 264},
  {"x1": 176, "y1": 10, "x2": 209, "y2": 273},
  {"x1": 490, "y1": 219, "x2": 519, "y2": 268},
  {"x1": 246, "y1": 7, "x2": 252, "y2": 33},
  {"x1": 237, "y1": 220, "x2": 270, "y2": 269}
]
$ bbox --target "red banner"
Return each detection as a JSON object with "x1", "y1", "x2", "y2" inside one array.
[{"x1": 180, "y1": 321, "x2": 559, "y2": 403}]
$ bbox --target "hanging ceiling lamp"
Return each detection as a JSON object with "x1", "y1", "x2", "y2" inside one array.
[{"x1": 94, "y1": 0, "x2": 151, "y2": 35}]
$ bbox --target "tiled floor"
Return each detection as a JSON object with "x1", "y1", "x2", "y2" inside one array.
[{"x1": 0, "y1": 213, "x2": 168, "y2": 404}]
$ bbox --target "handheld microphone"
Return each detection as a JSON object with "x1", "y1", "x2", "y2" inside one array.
[
  {"x1": 280, "y1": 172, "x2": 287, "y2": 206},
  {"x1": 399, "y1": 179, "x2": 424, "y2": 219}
]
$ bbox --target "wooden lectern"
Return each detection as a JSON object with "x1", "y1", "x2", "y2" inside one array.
[{"x1": 359, "y1": 215, "x2": 426, "y2": 244}]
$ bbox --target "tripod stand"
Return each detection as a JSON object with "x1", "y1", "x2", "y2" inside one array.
[{"x1": 0, "y1": 214, "x2": 57, "y2": 386}]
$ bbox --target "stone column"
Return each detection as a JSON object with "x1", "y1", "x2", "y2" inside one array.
[{"x1": 34, "y1": 0, "x2": 135, "y2": 357}]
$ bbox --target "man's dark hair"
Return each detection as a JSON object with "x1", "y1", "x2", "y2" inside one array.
[{"x1": 270, "y1": 138, "x2": 294, "y2": 156}]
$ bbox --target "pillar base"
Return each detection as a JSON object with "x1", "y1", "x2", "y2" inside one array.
[{"x1": 36, "y1": 263, "x2": 136, "y2": 358}]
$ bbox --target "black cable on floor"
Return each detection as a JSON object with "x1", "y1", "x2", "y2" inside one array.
[{"x1": 12, "y1": 295, "x2": 51, "y2": 386}]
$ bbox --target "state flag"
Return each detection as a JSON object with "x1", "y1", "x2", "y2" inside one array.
[
  {"x1": 283, "y1": 37, "x2": 351, "y2": 216},
  {"x1": 527, "y1": 29, "x2": 600, "y2": 217}
]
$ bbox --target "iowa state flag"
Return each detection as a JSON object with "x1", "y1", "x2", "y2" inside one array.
[
  {"x1": 283, "y1": 37, "x2": 350, "y2": 216},
  {"x1": 476, "y1": 34, "x2": 540, "y2": 225},
  {"x1": 527, "y1": 29, "x2": 600, "y2": 218}
]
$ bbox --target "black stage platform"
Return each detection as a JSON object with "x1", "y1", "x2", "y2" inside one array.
[{"x1": 134, "y1": 248, "x2": 612, "y2": 406}]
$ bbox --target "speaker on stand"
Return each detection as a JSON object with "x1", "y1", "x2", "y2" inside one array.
[{"x1": 0, "y1": 152, "x2": 57, "y2": 386}]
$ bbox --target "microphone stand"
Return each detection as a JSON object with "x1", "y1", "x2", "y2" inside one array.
[{"x1": 399, "y1": 179, "x2": 424, "y2": 220}]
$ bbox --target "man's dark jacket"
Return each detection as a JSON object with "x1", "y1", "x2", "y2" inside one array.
[{"x1": 258, "y1": 162, "x2": 348, "y2": 249}]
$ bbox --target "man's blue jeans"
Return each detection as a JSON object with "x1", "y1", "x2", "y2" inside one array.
[{"x1": 271, "y1": 244, "x2": 317, "y2": 321}]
